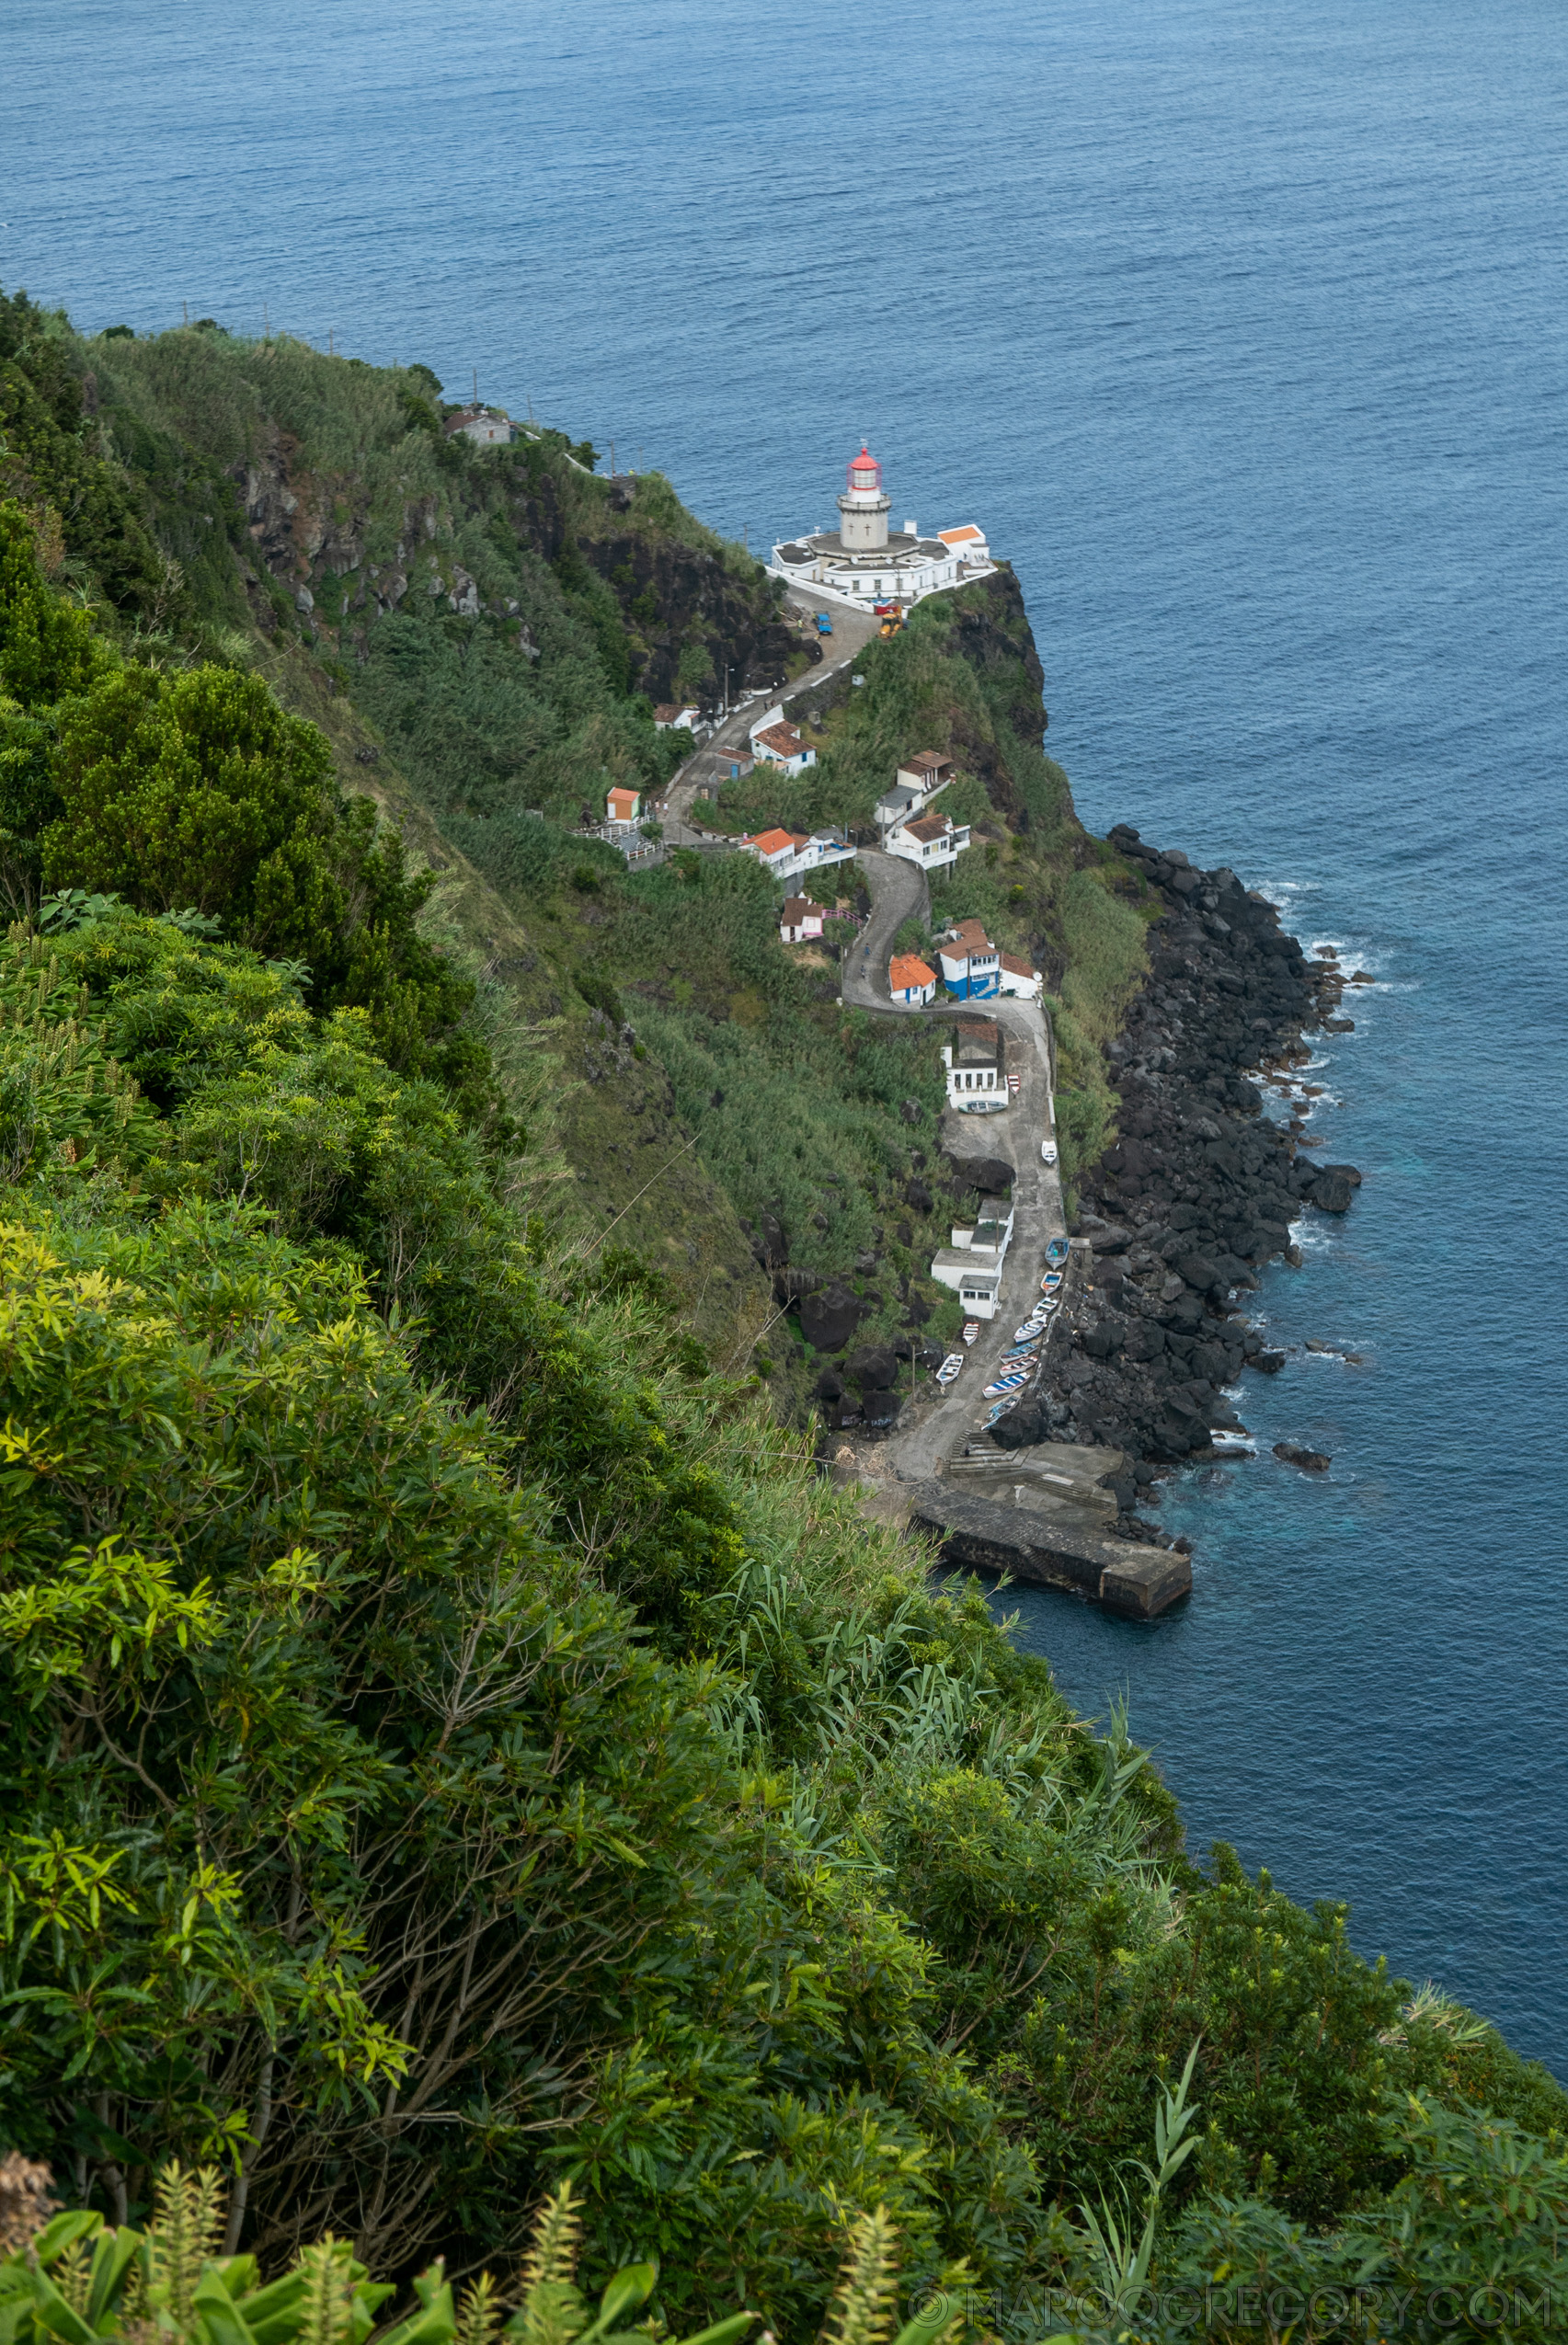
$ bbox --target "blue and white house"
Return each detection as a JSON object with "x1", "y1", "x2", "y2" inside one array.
[{"x1": 937, "y1": 920, "x2": 1000, "y2": 999}]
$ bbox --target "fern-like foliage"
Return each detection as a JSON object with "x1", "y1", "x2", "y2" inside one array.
[
  {"x1": 821, "y1": 2209, "x2": 899, "y2": 2345},
  {"x1": 519, "y1": 2181, "x2": 583, "y2": 2294},
  {"x1": 146, "y1": 2162, "x2": 224, "y2": 2332},
  {"x1": 456, "y1": 2272, "x2": 503, "y2": 2345},
  {"x1": 295, "y1": 2240, "x2": 355, "y2": 2345}
]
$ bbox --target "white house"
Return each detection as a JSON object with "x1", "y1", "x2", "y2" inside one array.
[
  {"x1": 941, "y1": 1016, "x2": 1005, "y2": 1111},
  {"x1": 888, "y1": 952, "x2": 936, "y2": 1006},
  {"x1": 444, "y1": 406, "x2": 519, "y2": 446},
  {"x1": 748, "y1": 705, "x2": 818, "y2": 775},
  {"x1": 930, "y1": 1196, "x2": 1016, "y2": 1321},
  {"x1": 653, "y1": 703, "x2": 701, "y2": 732},
  {"x1": 780, "y1": 896, "x2": 825, "y2": 944},
  {"x1": 937, "y1": 524, "x2": 990, "y2": 568},
  {"x1": 743, "y1": 828, "x2": 855, "y2": 884},
  {"x1": 772, "y1": 448, "x2": 996, "y2": 611},
  {"x1": 896, "y1": 751, "x2": 955, "y2": 798},
  {"x1": 885, "y1": 811, "x2": 970, "y2": 874},
  {"x1": 752, "y1": 722, "x2": 816, "y2": 775},
  {"x1": 998, "y1": 951, "x2": 1042, "y2": 1001},
  {"x1": 875, "y1": 780, "x2": 922, "y2": 831},
  {"x1": 745, "y1": 827, "x2": 807, "y2": 877},
  {"x1": 938, "y1": 919, "x2": 1000, "y2": 1000},
  {"x1": 606, "y1": 785, "x2": 643, "y2": 828}
]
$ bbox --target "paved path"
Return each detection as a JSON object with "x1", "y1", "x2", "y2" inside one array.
[
  {"x1": 837, "y1": 851, "x2": 1069, "y2": 1484},
  {"x1": 658, "y1": 589, "x2": 882, "y2": 841}
]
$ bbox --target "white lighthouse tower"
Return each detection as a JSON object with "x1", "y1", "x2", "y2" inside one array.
[
  {"x1": 837, "y1": 444, "x2": 891, "y2": 552},
  {"x1": 770, "y1": 443, "x2": 993, "y2": 609}
]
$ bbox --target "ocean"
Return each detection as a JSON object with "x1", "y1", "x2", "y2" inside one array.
[{"x1": 5, "y1": 0, "x2": 1566, "y2": 2067}]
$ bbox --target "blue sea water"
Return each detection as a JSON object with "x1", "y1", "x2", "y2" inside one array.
[{"x1": 5, "y1": 0, "x2": 1567, "y2": 2066}]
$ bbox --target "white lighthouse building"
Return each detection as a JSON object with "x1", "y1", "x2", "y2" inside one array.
[{"x1": 771, "y1": 445, "x2": 993, "y2": 611}]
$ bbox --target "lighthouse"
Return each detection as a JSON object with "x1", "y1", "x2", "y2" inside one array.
[
  {"x1": 770, "y1": 444, "x2": 993, "y2": 609},
  {"x1": 837, "y1": 444, "x2": 891, "y2": 552}
]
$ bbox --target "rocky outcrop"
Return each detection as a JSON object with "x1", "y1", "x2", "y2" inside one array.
[
  {"x1": 578, "y1": 526, "x2": 801, "y2": 710},
  {"x1": 1026, "y1": 827, "x2": 1361, "y2": 1483},
  {"x1": 1275, "y1": 1442, "x2": 1332, "y2": 1472},
  {"x1": 799, "y1": 1279, "x2": 863, "y2": 1353}
]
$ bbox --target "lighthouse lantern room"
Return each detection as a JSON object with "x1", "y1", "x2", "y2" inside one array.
[
  {"x1": 838, "y1": 445, "x2": 891, "y2": 552},
  {"x1": 772, "y1": 444, "x2": 993, "y2": 611}
]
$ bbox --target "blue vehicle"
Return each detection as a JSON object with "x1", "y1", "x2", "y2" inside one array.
[{"x1": 815, "y1": 612, "x2": 833, "y2": 635}]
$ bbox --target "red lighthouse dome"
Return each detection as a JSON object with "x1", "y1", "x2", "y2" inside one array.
[{"x1": 846, "y1": 444, "x2": 883, "y2": 494}]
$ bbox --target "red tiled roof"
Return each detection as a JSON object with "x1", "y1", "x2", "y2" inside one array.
[
  {"x1": 755, "y1": 723, "x2": 807, "y2": 757},
  {"x1": 903, "y1": 813, "x2": 953, "y2": 843},
  {"x1": 889, "y1": 955, "x2": 935, "y2": 990},
  {"x1": 751, "y1": 828, "x2": 800, "y2": 856},
  {"x1": 1001, "y1": 951, "x2": 1036, "y2": 978},
  {"x1": 780, "y1": 896, "x2": 820, "y2": 923},
  {"x1": 902, "y1": 750, "x2": 951, "y2": 775},
  {"x1": 948, "y1": 918, "x2": 995, "y2": 953}
]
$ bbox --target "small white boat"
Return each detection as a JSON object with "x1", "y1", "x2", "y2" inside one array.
[
  {"x1": 962, "y1": 1322, "x2": 980, "y2": 1345},
  {"x1": 983, "y1": 1370, "x2": 1030, "y2": 1398},
  {"x1": 935, "y1": 1354, "x2": 965, "y2": 1387}
]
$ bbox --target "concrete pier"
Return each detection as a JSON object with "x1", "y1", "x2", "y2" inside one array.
[{"x1": 909, "y1": 1447, "x2": 1191, "y2": 1620}]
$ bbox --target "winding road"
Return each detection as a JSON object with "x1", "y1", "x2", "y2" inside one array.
[
  {"x1": 839, "y1": 850, "x2": 1070, "y2": 1486},
  {"x1": 653, "y1": 594, "x2": 1070, "y2": 1489},
  {"x1": 659, "y1": 589, "x2": 882, "y2": 841}
]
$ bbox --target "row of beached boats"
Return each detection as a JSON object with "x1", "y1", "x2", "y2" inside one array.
[{"x1": 933, "y1": 1238, "x2": 1073, "y2": 1416}]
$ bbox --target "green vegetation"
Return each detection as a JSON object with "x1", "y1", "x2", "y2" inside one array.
[{"x1": 0, "y1": 298, "x2": 1562, "y2": 2331}]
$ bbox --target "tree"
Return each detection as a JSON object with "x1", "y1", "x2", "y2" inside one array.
[
  {"x1": 0, "y1": 502, "x2": 98, "y2": 710},
  {"x1": 43, "y1": 664, "x2": 339, "y2": 938}
]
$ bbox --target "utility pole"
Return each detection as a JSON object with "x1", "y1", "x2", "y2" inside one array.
[
  {"x1": 610, "y1": 440, "x2": 616, "y2": 475},
  {"x1": 182, "y1": 301, "x2": 189, "y2": 325},
  {"x1": 328, "y1": 328, "x2": 334, "y2": 356},
  {"x1": 472, "y1": 367, "x2": 478, "y2": 404},
  {"x1": 263, "y1": 303, "x2": 269, "y2": 339}
]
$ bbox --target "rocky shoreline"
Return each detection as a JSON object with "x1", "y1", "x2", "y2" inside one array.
[{"x1": 997, "y1": 827, "x2": 1362, "y2": 1528}]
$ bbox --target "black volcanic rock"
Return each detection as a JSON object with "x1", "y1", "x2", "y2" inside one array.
[
  {"x1": 1037, "y1": 833, "x2": 1356, "y2": 1484},
  {"x1": 948, "y1": 1153, "x2": 1013, "y2": 1196},
  {"x1": 1275, "y1": 1441, "x2": 1331, "y2": 1472},
  {"x1": 991, "y1": 1397, "x2": 1049, "y2": 1449},
  {"x1": 847, "y1": 1343, "x2": 898, "y2": 1392},
  {"x1": 1307, "y1": 1172, "x2": 1355, "y2": 1214},
  {"x1": 799, "y1": 1281, "x2": 862, "y2": 1352}
]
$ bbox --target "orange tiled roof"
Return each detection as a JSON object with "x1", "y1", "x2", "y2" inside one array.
[
  {"x1": 751, "y1": 828, "x2": 799, "y2": 856},
  {"x1": 889, "y1": 955, "x2": 936, "y2": 990},
  {"x1": 938, "y1": 524, "x2": 984, "y2": 544}
]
